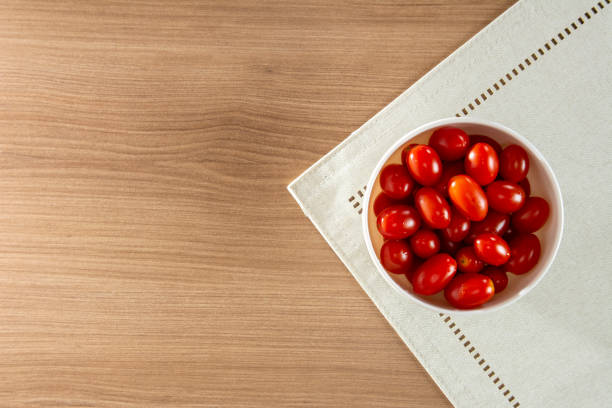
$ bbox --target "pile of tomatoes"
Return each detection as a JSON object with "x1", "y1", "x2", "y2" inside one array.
[{"x1": 374, "y1": 127, "x2": 550, "y2": 309}]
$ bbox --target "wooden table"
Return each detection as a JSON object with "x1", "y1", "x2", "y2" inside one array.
[{"x1": 0, "y1": 1, "x2": 515, "y2": 406}]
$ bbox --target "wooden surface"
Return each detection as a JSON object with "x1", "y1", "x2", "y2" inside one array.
[{"x1": 0, "y1": 1, "x2": 515, "y2": 406}]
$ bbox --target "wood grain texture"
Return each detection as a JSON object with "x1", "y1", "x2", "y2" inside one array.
[{"x1": 0, "y1": 1, "x2": 515, "y2": 406}]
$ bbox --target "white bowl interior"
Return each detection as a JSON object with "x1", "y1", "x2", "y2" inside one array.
[{"x1": 363, "y1": 118, "x2": 563, "y2": 313}]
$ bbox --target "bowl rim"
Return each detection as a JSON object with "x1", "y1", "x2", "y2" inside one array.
[{"x1": 361, "y1": 117, "x2": 564, "y2": 314}]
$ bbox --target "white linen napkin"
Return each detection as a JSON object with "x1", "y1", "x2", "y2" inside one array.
[{"x1": 288, "y1": 0, "x2": 612, "y2": 406}]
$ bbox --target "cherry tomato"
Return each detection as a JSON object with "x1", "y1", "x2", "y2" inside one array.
[
  {"x1": 474, "y1": 233, "x2": 510, "y2": 265},
  {"x1": 433, "y1": 160, "x2": 464, "y2": 197},
  {"x1": 465, "y1": 143, "x2": 499, "y2": 185},
  {"x1": 407, "y1": 185, "x2": 420, "y2": 205},
  {"x1": 428, "y1": 127, "x2": 470, "y2": 161},
  {"x1": 448, "y1": 175, "x2": 488, "y2": 221},
  {"x1": 414, "y1": 187, "x2": 451, "y2": 229},
  {"x1": 456, "y1": 246, "x2": 485, "y2": 274},
  {"x1": 505, "y1": 233, "x2": 541, "y2": 275},
  {"x1": 464, "y1": 211, "x2": 510, "y2": 244},
  {"x1": 405, "y1": 258, "x2": 423, "y2": 283},
  {"x1": 409, "y1": 229, "x2": 440, "y2": 259},
  {"x1": 503, "y1": 225, "x2": 518, "y2": 241},
  {"x1": 511, "y1": 197, "x2": 550, "y2": 233},
  {"x1": 401, "y1": 143, "x2": 419, "y2": 168},
  {"x1": 469, "y1": 134, "x2": 503, "y2": 154},
  {"x1": 486, "y1": 181, "x2": 526, "y2": 213},
  {"x1": 412, "y1": 253, "x2": 457, "y2": 295},
  {"x1": 441, "y1": 209, "x2": 470, "y2": 242},
  {"x1": 379, "y1": 164, "x2": 415, "y2": 199},
  {"x1": 481, "y1": 267, "x2": 508, "y2": 293},
  {"x1": 373, "y1": 193, "x2": 401, "y2": 216},
  {"x1": 377, "y1": 205, "x2": 422, "y2": 239},
  {"x1": 500, "y1": 145, "x2": 529, "y2": 182},
  {"x1": 439, "y1": 233, "x2": 461, "y2": 255},
  {"x1": 444, "y1": 274, "x2": 495, "y2": 309},
  {"x1": 518, "y1": 178, "x2": 531, "y2": 197},
  {"x1": 407, "y1": 145, "x2": 443, "y2": 186},
  {"x1": 380, "y1": 240, "x2": 413, "y2": 274}
]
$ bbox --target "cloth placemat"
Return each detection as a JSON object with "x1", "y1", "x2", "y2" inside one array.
[{"x1": 288, "y1": 0, "x2": 612, "y2": 406}]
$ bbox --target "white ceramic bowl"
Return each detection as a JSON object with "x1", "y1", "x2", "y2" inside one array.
[{"x1": 362, "y1": 117, "x2": 563, "y2": 314}]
